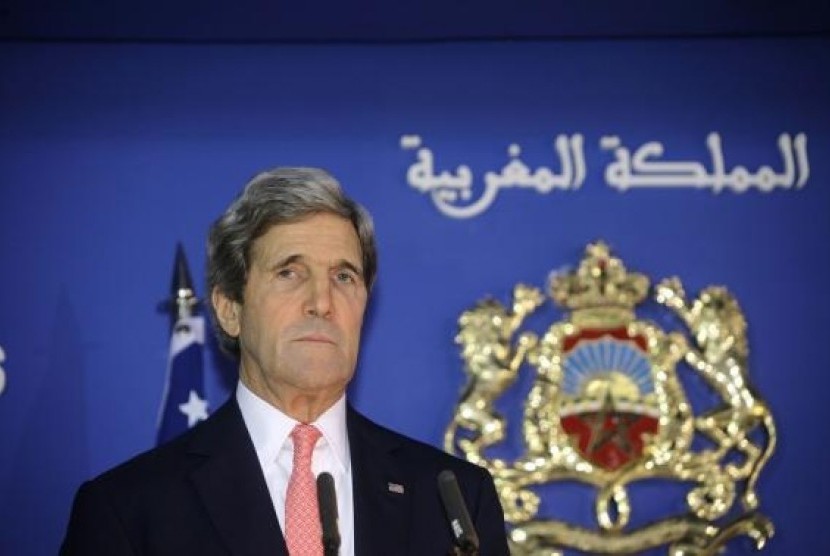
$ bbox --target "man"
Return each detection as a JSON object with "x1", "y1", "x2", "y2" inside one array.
[{"x1": 61, "y1": 167, "x2": 510, "y2": 555}]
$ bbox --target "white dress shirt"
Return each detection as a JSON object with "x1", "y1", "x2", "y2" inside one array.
[{"x1": 237, "y1": 381, "x2": 354, "y2": 556}]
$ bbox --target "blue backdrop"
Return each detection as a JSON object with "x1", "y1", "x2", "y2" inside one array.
[{"x1": 1, "y1": 36, "x2": 828, "y2": 554}]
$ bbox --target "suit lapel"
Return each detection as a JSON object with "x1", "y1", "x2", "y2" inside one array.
[
  {"x1": 188, "y1": 400, "x2": 288, "y2": 556},
  {"x1": 348, "y1": 407, "x2": 413, "y2": 555}
]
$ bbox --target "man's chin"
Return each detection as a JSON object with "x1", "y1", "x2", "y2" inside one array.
[{"x1": 292, "y1": 366, "x2": 353, "y2": 392}]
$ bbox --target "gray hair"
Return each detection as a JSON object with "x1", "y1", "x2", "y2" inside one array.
[{"x1": 207, "y1": 167, "x2": 377, "y2": 356}]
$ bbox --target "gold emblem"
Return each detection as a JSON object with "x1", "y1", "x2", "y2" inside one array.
[{"x1": 445, "y1": 242, "x2": 776, "y2": 555}]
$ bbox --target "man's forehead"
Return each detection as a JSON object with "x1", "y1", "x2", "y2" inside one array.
[{"x1": 251, "y1": 215, "x2": 362, "y2": 264}]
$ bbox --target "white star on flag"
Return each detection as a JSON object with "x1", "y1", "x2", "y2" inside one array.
[{"x1": 179, "y1": 390, "x2": 209, "y2": 427}]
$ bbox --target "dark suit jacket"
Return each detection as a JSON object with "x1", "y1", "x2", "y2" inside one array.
[{"x1": 61, "y1": 398, "x2": 510, "y2": 555}]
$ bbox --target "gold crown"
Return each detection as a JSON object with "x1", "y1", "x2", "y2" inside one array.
[{"x1": 550, "y1": 242, "x2": 648, "y2": 324}]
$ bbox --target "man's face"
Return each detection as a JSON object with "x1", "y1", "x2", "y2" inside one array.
[{"x1": 214, "y1": 213, "x2": 368, "y2": 406}]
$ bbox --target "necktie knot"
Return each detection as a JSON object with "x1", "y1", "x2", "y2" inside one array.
[{"x1": 291, "y1": 424, "x2": 322, "y2": 462}]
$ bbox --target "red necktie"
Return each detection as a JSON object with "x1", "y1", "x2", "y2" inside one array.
[{"x1": 285, "y1": 424, "x2": 323, "y2": 556}]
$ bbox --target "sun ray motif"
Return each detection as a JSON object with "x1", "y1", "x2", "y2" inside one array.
[{"x1": 562, "y1": 338, "x2": 654, "y2": 396}]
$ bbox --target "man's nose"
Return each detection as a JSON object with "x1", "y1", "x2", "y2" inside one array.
[{"x1": 304, "y1": 275, "x2": 333, "y2": 318}]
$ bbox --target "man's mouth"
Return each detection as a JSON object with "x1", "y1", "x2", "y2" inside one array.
[{"x1": 295, "y1": 333, "x2": 336, "y2": 344}]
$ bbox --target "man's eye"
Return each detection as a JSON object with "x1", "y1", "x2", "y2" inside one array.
[
  {"x1": 276, "y1": 268, "x2": 297, "y2": 279},
  {"x1": 335, "y1": 271, "x2": 356, "y2": 284}
]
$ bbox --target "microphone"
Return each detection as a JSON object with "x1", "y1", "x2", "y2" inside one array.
[
  {"x1": 437, "y1": 469, "x2": 480, "y2": 555},
  {"x1": 316, "y1": 472, "x2": 341, "y2": 556}
]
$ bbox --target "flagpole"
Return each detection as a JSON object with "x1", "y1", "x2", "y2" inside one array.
[{"x1": 156, "y1": 243, "x2": 209, "y2": 445}]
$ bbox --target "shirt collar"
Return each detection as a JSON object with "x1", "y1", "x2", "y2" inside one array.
[{"x1": 236, "y1": 381, "x2": 350, "y2": 473}]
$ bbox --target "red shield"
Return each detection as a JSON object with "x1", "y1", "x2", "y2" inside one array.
[{"x1": 559, "y1": 328, "x2": 659, "y2": 471}]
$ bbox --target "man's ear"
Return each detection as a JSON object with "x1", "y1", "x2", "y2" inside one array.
[{"x1": 212, "y1": 287, "x2": 241, "y2": 337}]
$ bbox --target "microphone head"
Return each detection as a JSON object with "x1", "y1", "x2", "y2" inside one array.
[
  {"x1": 316, "y1": 472, "x2": 341, "y2": 551},
  {"x1": 316, "y1": 472, "x2": 338, "y2": 518},
  {"x1": 437, "y1": 469, "x2": 480, "y2": 553}
]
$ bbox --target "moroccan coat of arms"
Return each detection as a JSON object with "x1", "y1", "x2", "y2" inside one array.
[{"x1": 444, "y1": 242, "x2": 776, "y2": 555}]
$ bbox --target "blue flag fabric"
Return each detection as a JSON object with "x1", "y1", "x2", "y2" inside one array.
[{"x1": 156, "y1": 315, "x2": 208, "y2": 445}]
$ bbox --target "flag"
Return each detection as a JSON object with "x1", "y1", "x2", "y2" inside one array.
[{"x1": 156, "y1": 314, "x2": 208, "y2": 444}]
